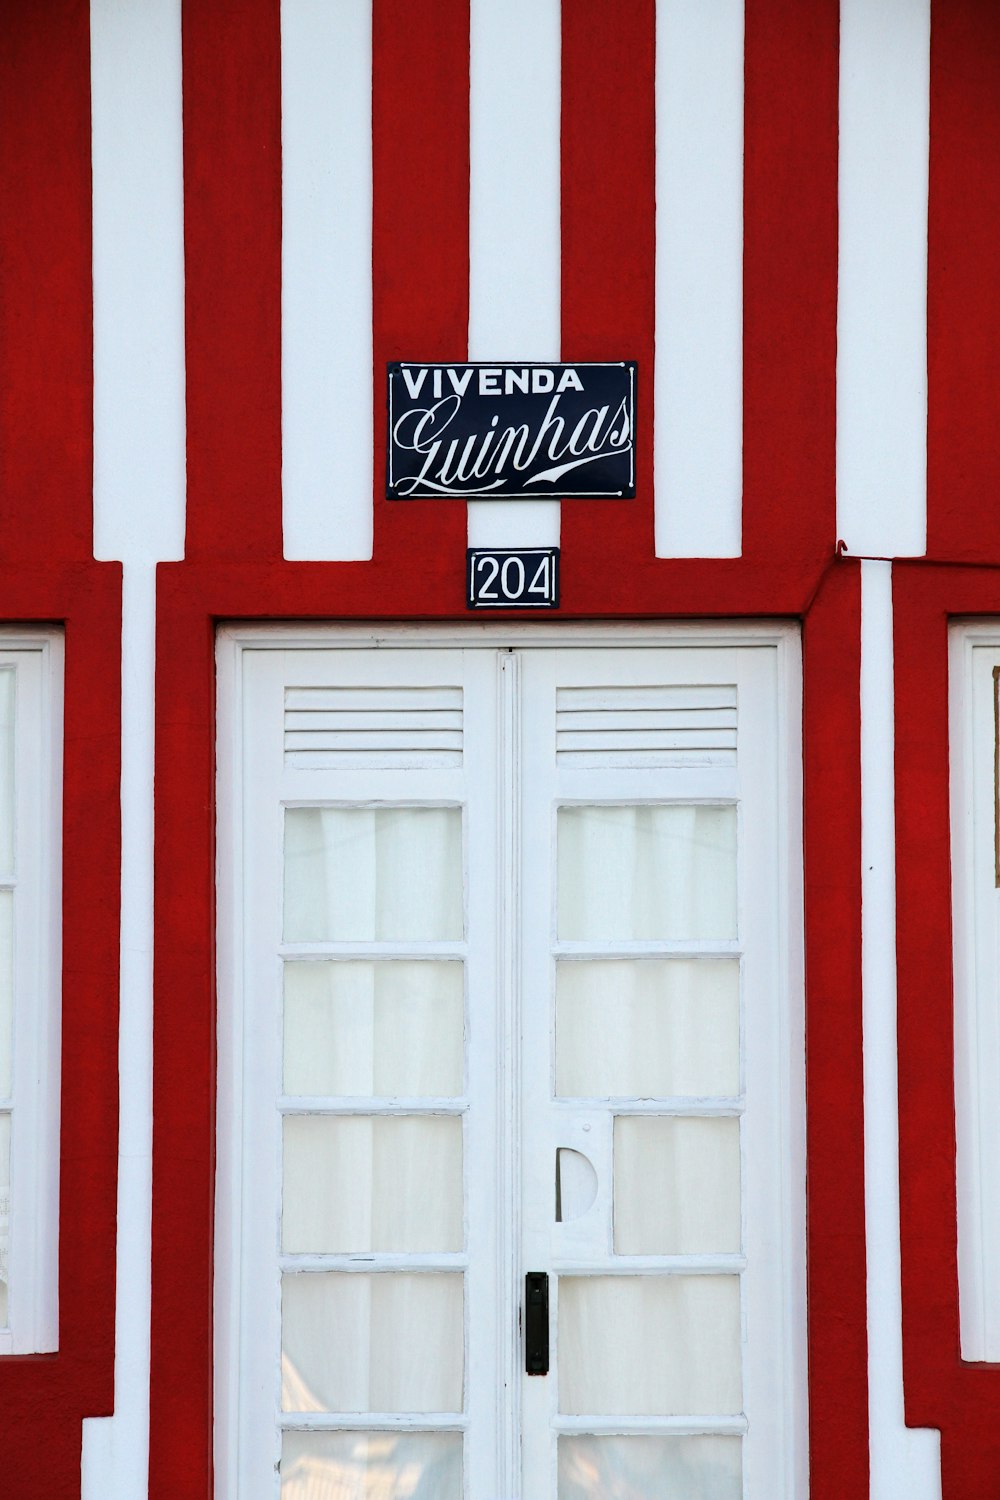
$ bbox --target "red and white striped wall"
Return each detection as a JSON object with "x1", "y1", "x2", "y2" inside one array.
[{"x1": 4, "y1": 0, "x2": 1000, "y2": 1494}]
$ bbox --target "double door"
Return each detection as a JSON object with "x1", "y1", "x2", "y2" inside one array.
[{"x1": 215, "y1": 629, "x2": 807, "y2": 1499}]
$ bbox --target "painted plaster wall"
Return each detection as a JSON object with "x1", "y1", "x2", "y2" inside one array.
[{"x1": 4, "y1": 0, "x2": 1000, "y2": 1495}]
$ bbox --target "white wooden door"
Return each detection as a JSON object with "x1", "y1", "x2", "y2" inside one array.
[{"x1": 215, "y1": 628, "x2": 806, "y2": 1500}]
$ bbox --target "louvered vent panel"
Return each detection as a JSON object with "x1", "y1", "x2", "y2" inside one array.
[
  {"x1": 556, "y1": 684, "x2": 737, "y2": 766},
  {"x1": 284, "y1": 685, "x2": 463, "y2": 767}
]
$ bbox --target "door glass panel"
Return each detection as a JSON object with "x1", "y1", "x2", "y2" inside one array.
[
  {"x1": 281, "y1": 1272, "x2": 464, "y2": 1413},
  {"x1": 557, "y1": 805, "x2": 737, "y2": 941},
  {"x1": 0, "y1": 668, "x2": 14, "y2": 876},
  {"x1": 284, "y1": 807, "x2": 463, "y2": 942},
  {"x1": 282, "y1": 1115, "x2": 464, "y2": 1253},
  {"x1": 283, "y1": 960, "x2": 464, "y2": 1097},
  {"x1": 557, "y1": 1275, "x2": 742, "y2": 1415},
  {"x1": 0, "y1": 1112, "x2": 9, "y2": 1327},
  {"x1": 0, "y1": 891, "x2": 13, "y2": 1100},
  {"x1": 555, "y1": 959, "x2": 740, "y2": 1098},
  {"x1": 614, "y1": 1116, "x2": 741, "y2": 1255},
  {"x1": 558, "y1": 1434, "x2": 742, "y2": 1500},
  {"x1": 280, "y1": 1431, "x2": 464, "y2": 1500}
]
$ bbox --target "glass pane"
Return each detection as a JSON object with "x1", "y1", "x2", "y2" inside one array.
[
  {"x1": 0, "y1": 892, "x2": 13, "y2": 1100},
  {"x1": 281, "y1": 1431, "x2": 463, "y2": 1500},
  {"x1": 281, "y1": 1272, "x2": 464, "y2": 1413},
  {"x1": 283, "y1": 1115, "x2": 463, "y2": 1253},
  {"x1": 614, "y1": 1117, "x2": 741, "y2": 1254},
  {"x1": 0, "y1": 669, "x2": 14, "y2": 875},
  {"x1": 559, "y1": 1435, "x2": 742, "y2": 1500},
  {"x1": 0, "y1": 1113, "x2": 9, "y2": 1329},
  {"x1": 556, "y1": 960, "x2": 739, "y2": 1098},
  {"x1": 284, "y1": 807, "x2": 463, "y2": 942},
  {"x1": 558, "y1": 805, "x2": 737, "y2": 941},
  {"x1": 558, "y1": 1275, "x2": 741, "y2": 1415},
  {"x1": 283, "y1": 961, "x2": 464, "y2": 1097}
]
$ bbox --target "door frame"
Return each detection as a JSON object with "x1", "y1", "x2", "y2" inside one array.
[{"x1": 213, "y1": 619, "x2": 807, "y2": 1498}]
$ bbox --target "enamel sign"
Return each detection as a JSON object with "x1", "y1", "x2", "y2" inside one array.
[
  {"x1": 387, "y1": 361, "x2": 636, "y2": 500},
  {"x1": 466, "y1": 548, "x2": 560, "y2": 609}
]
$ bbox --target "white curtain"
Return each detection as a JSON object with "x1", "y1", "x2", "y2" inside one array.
[
  {"x1": 557, "y1": 804, "x2": 737, "y2": 941},
  {"x1": 281, "y1": 1272, "x2": 464, "y2": 1414},
  {"x1": 558, "y1": 1275, "x2": 742, "y2": 1416},
  {"x1": 613, "y1": 1115, "x2": 741, "y2": 1255},
  {"x1": 280, "y1": 1431, "x2": 463, "y2": 1500},
  {"x1": 284, "y1": 807, "x2": 463, "y2": 942},
  {"x1": 282, "y1": 1114, "x2": 463, "y2": 1254},
  {"x1": 555, "y1": 958, "x2": 740, "y2": 1099},
  {"x1": 283, "y1": 960, "x2": 464, "y2": 1098},
  {"x1": 558, "y1": 1434, "x2": 742, "y2": 1500}
]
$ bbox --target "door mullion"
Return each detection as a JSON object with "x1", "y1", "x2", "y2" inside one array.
[{"x1": 495, "y1": 648, "x2": 522, "y2": 1500}]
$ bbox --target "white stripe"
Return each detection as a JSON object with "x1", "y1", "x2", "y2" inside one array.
[
  {"x1": 837, "y1": 0, "x2": 929, "y2": 558},
  {"x1": 86, "y1": 0, "x2": 184, "y2": 1489},
  {"x1": 654, "y1": 0, "x2": 743, "y2": 559},
  {"x1": 281, "y1": 0, "x2": 373, "y2": 561},
  {"x1": 91, "y1": 0, "x2": 185, "y2": 565},
  {"x1": 468, "y1": 0, "x2": 561, "y2": 549},
  {"x1": 81, "y1": 568, "x2": 157, "y2": 1499},
  {"x1": 860, "y1": 562, "x2": 941, "y2": 1498}
]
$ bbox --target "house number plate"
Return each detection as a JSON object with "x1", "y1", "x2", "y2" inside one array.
[{"x1": 466, "y1": 548, "x2": 560, "y2": 610}]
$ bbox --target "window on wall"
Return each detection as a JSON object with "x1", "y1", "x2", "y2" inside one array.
[
  {"x1": 0, "y1": 634, "x2": 62, "y2": 1354},
  {"x1": 951, "y1": 623, "x2": 1000, "y2": 1361}
]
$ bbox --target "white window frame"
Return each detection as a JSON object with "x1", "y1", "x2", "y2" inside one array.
[
  {"x1": 0, "y1": 631, "x2": 63, "y2": 1355},
  {"x1": 214, "y1": 621, "x2": 807, "y2": 1499},
  {"x1": 949, "y1": 621, "x2": 1000, "y2": 1360}
]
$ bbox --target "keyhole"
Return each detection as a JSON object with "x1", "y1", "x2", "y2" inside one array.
[{"x1": 555, "y1": 1148, "x2": 598, "y2": 1222}]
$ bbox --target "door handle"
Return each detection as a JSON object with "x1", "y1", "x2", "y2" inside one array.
[{"x1": 525, "y1": 1272, "x2": 549, "y2": 1376}]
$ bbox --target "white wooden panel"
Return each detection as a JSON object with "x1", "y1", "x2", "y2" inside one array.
[
  {"x1": 281, "y1": 0, "x2": 373, "y2": 561},
  {"x1": 285, "y1": 685, "x2": 463, "y2": 768},
  {"x1": 837, "y1": 0, "x2": 929, "y2": 558},
  {"x1": 654, "y1": 0, "x2": 743, "y2": 559},
  {"x1": 91, "y1": 0, "x2": 185, "y2": 564},
  {"x1": 556, "y1": 683, "x2": 737, "y2": 766},
  {"x1": 468, "y1": 0, "x2": 561, "y2": 549}
]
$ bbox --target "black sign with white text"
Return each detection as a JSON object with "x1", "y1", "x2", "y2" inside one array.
[
  {"x1": 467, "y1": 548, "x2": 560, "y2": 610},
  {"x1": 387, "y1": 362, "x2": 636, "y2": 500}
]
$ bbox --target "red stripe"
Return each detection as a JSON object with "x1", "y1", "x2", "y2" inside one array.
[
  {"x1": 149, "y1": 590, "x2": 217, "y2": 1498},
  {"x1": 371, "y1": 0, "x2": 469, "y2": 569},
  {"x1": 803, "y1": 563, "x2": 870, "y2": 1499},
  {"x1": 743, "y1": 0, "x2": 838, "y2": 568},
  {"x1": 182, "y1": 0, "x2": 283, "y2": 562},
  {"x1": 560, "y1": 0, "x2": 655, "y2": 584},
  {"x1": 926, "y1": 3, "x2": 1000, "y2": 562},
  {"x1": 0, "y1": 0, "x2": 93, "y2": 563}
]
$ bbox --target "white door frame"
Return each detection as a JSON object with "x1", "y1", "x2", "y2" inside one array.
[{"x1": 214, "y1": 620, "x2": 807, "y2": 1500}]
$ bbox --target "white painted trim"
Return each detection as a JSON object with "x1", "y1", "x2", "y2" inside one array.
[
  {"x1": 281, "y1": 0, "x2": 373, "y2": 562},
  {"x1": 947, "y1": 621, "x2": 1000, "y2": 1362},
  {"x1": 836, "y1": 0, "x2": 929, "y2": 559},
  {"x1": 467, "y1": 0, "x2": 561, "y2": 549},
  {"x1": 217, "y1": 621, "x2": 799, "y2": 652},
  {"x1": 654, "y1": 0, "x2": 743, "y2": 559},
  {"x1": 860, "y1": 562, "x2": 941, "y2": 1497},
  {"x1": 0, "y1": 633, "x2": 63, "y2": 1358},
  {"x1": 91, "y1": 0, "x2": 185, "y2": 564}
]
